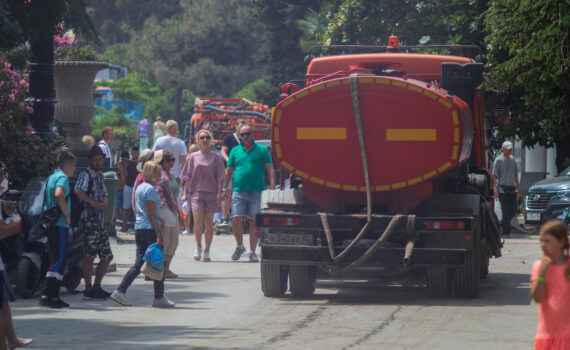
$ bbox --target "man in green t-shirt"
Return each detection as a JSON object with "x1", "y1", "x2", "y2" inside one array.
[{"x1": 222, "y1": 124, "x2": 275, "y2": 262}]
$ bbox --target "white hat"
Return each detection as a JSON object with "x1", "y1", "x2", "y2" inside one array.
[
  {"x1": 501, "y1": 140, "x2": 513, "y2": 150},
  {"x1": 136, "y1": 149, "x2": 154, "y2": 172}
]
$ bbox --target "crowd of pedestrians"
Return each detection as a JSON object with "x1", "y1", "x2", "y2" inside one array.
[{"x1": 0, "y1": 116, "x2": 281, "y2": 347}]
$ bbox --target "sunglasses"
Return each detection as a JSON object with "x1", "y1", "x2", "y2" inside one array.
[
  {"x1": 199, "y1": 135, "x2": 211, "y2": 140},
  {"x1": 165, "y1": 158, "x2": 175, "y2": 162},
  {"x1": 240, "y1": 132, "x2": 252, "y2": 137}
]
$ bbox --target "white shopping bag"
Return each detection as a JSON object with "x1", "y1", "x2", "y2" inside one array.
[{"x1": 494, "y1": 198, "x2": 503, "y2": 222}]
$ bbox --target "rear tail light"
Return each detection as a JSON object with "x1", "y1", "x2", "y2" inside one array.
[
  {"x1": 424, "y1": 221, "x2": 466, "y2": 230},
  {"x1": 261, "y1": 216, "x2": 302, "y2": 226}
]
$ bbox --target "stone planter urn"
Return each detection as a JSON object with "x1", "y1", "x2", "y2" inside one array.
[{"x1": 54, "y1": 60, "x2": 108, "y2": 157}]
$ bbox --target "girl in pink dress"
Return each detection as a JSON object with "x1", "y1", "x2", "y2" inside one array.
[{"x1": 530, "y1": 220, "x2": 570, "y2": 350}]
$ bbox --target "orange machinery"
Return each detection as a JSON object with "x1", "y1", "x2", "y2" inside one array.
[{"x1": 190, "y1": 97, "x2": 271, "y2": 145}]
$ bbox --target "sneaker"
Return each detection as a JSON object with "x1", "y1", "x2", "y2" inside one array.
[
  {"x1": 84, "y1": 287, "x2": 110, "y2": 300},
  {"x1": 181, "y1": 230, "x2": 189, "y2": 235},
  {"x1": 231, "y1": 246, "x2": 246, "y2": 261},
  {"x1": 220, "y1": 218, "x2": 229, "y2": 225},
  {"x1": 110, "y1": 290, "x2": 130, "y2": 306},
  {"x1": 39, "y1": 294, "x2": 69, "y2": 308},
  {"x1": 95, "y1": 286, "x2": 112, "y2": 298},
  {"x1": 152, "y1": 296, "x2": 175, "y2": 308},
  {"x1": 121, "y1": 225, "x2": 128, "y2": 232},
  {"x1": 249, "y1": 251, "x2": 259, "y2": 263},
  {"x1": 193, "y1": 247, "x2": 202, "y2": 260},
  {"x1": 53, "y1": 298, "x2": 70, "y2": 308},
  {"x1": 202, "y1": 251, "x2": 211, "y2": 262}
]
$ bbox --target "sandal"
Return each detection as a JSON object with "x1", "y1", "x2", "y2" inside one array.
[
  {"x1": 165, "y1": 271, "x2": 178, "y2": 279},
  {"x1": 9, "y1": 338, "x2": 33, "y2": 349}
]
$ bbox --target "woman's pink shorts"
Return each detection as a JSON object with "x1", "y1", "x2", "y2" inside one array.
[{"x1": 189, "y1": 191, "x2": 219, "y2": 213}]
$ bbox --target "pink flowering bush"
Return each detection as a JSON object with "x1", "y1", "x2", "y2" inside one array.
[
  {"x1": 54, "y1": 29, "x2": 96, "y2": 61},
  {"x1": 0, "y1": 58, "x2": 63, "y2": 188}
]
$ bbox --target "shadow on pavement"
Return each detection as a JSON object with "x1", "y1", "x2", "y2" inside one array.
[{"x1": 274, "y1": 271, "x2": 531, "y2": 307}]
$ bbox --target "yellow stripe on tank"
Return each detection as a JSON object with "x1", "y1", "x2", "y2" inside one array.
[
  {"x1": 438, "y1": 98, "x2": 452, "y2": 109},
  {"x1": 310, "y1": 84, "x2": 324, "y2": 93},
  {"x1": 386, "y1": 129, "x2": 436, "y2": 141},
  {"x1": 297, "y1": 128, "x2": 347, "y2": 140},
  {"x1": 423, "y1": 171, "x2": 437, "y2": 180},
  {"x1": 375, "y1": 185, "x2": 390, "y2": 191},
  {"x1": 452, "y1": 145, "x2": 459, "y2": 160},
  {"x1": 423, "y1": 90, "x2": 437, "y2": 100},
  {"x1": 391, "y1": 182, "x2": 406, "y2": 190},
  {"x1": 281, "y1": 161, "x2": 294, "y2": 172},
  {"x1": 326, "y1": 181, "x2": 341, "y2": 189},
  {"x1": 438, "y1": 162, "x2": 451, "y2": 173},
  {"x1": 408, "y1": 85, "x2": 422, "y2": 93},
  {"x1": 274, "y1": 144, "x2": 282, "y2": 159},
  {"x1": 295, "y1": 90, "x2": 309, "y2": 99},
  {"x1": 295, "y1": 169, "x2": 309, "y2": 179},
  {"x1": 310, "y1": 176, "x2": 325, "y2": 185}
]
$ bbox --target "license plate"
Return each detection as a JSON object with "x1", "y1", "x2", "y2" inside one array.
[
  {"x1": 526, "y1": 212, "x2": 540, "y2": 221},
  {"x1": 264, "y1": 233, "x2": 313, "y2": 245}
]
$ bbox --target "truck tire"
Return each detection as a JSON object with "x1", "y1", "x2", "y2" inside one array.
[
  {"x1": 454, "y1": 222, "x2": 481, "y2": 297},
  {"x1": 427, "y1": 268, "x2": 450, "y2": 297},
  {"x1": 16, "y1": 257, "x2": 41, "y2": 298},
  {"x1": 261, "y1": 262, "x2": 288, "y2": 297},
  {"x1": 289, "y1": 265, "x2": 316, "y2": 297}
]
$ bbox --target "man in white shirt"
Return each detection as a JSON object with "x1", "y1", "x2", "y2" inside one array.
[
  {"x1": 152, "y1": 120, "x2": 187, "y2": 181},
  {"x1": 97, "y1": 127, "x2": 115, "y2": 165}
]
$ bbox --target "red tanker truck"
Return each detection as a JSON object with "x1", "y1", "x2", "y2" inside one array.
[{"x1": 256, "y1": 37, "x2": 502, "y2": 298}]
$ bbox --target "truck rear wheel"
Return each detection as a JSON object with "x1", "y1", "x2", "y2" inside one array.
[
  {"x1": 261, "y1": 262, "x2": 288, "y2": 297},
  {"x1": 454, "y1": 223, "x2": 481, "y2": 297},
  {"x1": 289, "y1": 265, "x2": 316, "y2": 297},
  {"x1": 427, "y1": 268, "x2": 450, "y2": 297}
]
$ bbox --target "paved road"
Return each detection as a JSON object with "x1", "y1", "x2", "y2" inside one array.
[{"x1": 12, "y1": 229, "x2": 540, "y2": 349}]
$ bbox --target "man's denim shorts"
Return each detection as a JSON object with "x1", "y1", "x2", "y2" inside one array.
[
  {"x1": 231, "y1": 191, "x2": 261, "y2": 219},
  {"x1": 115, "y1": 190, "x2": 124, "y2": 209}
]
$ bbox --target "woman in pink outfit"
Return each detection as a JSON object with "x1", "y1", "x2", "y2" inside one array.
[
  {"x1": 181, "y1": 130, "x2": 225, "y2": 262},
  {"x1": 530, "y1": 220, "x2": 570, "y2": 350}
]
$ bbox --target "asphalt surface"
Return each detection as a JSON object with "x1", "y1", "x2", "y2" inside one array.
[{"x1": 10, "y1": 225, "x2": 541, "y2": 350}]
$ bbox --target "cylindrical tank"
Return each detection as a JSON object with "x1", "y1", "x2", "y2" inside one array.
[{"x1": 272, "y1": 75, "x2": 473, "y2": 212}]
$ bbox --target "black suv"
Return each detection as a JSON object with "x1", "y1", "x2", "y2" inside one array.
[{"x1": 525, "y1": 167, "x2": 570, "y2": 224}]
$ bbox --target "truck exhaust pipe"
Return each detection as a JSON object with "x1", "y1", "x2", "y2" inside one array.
[{"x1": 403, "y1": 240, "x2": 415, "y2": 265}]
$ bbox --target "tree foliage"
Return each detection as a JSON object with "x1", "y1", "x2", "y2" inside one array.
[
  {"x1": 318, "y1": 0, "x2": 488, "y2": 47},
  {"x1": 484, "y1": 0, "x2": 570, "y2": 168},
  {"x1": 94, "y1": 73, "x2": 195, "y2": 120},
  {"x1": 251, "y1": 0, "x2": 323, "y2": 104}
]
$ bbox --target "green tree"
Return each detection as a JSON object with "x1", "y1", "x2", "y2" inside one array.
[
  {"x1": 318, "y1": 0, "x2": 488, "y2": 47},
  {"x1": 485, "y1": 0, "x2": 570, "y2": 170},
  {"x1": 252, "y1": 0, "x2": 322, "y2": 104},
  {"x1": 132, "y1": 0, "x2": 266, "y2": 122}
]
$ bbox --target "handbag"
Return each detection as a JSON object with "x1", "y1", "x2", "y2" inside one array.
[
  {"x1": 141, "y1": 261, "x2": 165, "y2": 281},
  {"x1": 159, "y1": 206, "x2": 178, "y2": 227},
  {"x1": 28, "y1": 181, "x2": 65, "y2": 240}
]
